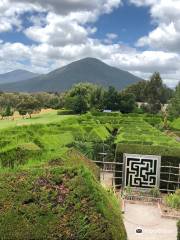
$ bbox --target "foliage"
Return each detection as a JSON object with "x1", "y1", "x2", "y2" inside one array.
[
  {"x1": 0, "y1": 105, "x2": 14, "y2": 119},
  {"x1": 0, "y1": 166, "x2": 126, "y2": 240},
  {"x1": 177, "y1": 220, "x2": 180, "y2": 240},
  {"x1": 149, "y1": 187, "x2": 160, "y2": 198},
  {"x1": 65, "y1": 83, "x2": 95, "y2": 114},
  {"x1": 17, "y1": 96, "x2": 41, "y2": 117},
  {"x1": 124, "y1": 185, "x2": 132, "y2": 195},
  {"x1": 124, "y1": 72, "x2": 173, "y2": 113},
  {"x1": 115, "y1": 115, "x2": 180, "y2": 147},
  {"x1": 0, "y1": 115, "x2": 127, "y2": 239},
  {"x1": 124, "y1": 80, "x2": 147, "y2": 102},
  {"x1": 118, "y1": 92, "x2": 136, "y2": 113},
  {"x1": 165, "y1": 189, "x2": 180, "y2": 209},
  {"x1": 168, "y1": 82, "x2": 180, "y2": 118}
]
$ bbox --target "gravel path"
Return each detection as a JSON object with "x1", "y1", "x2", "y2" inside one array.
[{"x1": 124, "y1": 202, "x2": 177, "y2": 240}]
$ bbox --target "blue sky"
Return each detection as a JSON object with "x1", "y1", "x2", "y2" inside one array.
[
  {"x1": 95, "y1": 3, "x2": 154, "y2": 47},
  {"x1": 0, "y1": 0, "x2": 180, "y2": 87}
]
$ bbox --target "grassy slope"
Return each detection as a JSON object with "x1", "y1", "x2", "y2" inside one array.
[
  {"x1": 0, "y1": 110, "x2": 73, "y2": 130},
  {"x1": 0, "y1": 114, "x2": 126, "y2": 240}
]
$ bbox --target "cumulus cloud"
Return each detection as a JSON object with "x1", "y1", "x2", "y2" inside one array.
[
  {"x1": 129, "y1": 0, "x2": 158, "y2": 7},
  {"x1": 135, "y1": 0, "x2": 180, "y2": 53},
  {"x1": 24, "y1": 13, "x2": 92, "y2": 46},
  {"x1": 0, "y1": 0, "x2": 179, "y2": 88},
  {"x1": 10, "y1": 0, "x2": 122, "y2": 16}
]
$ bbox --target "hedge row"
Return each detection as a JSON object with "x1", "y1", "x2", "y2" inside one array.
[
  {"x1": 0, "y1": 143, "x2": 41, "y2": 168},
  {"x1": 116, "y1": 143, "x2": 180, "y2": 157},
  {"x1": 177, "y1": 221, "x2": 180, "y2": 240}
]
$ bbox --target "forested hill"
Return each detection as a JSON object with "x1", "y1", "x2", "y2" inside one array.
[{"x1": 0, "y1": 58, "x2": 142, "y2": 92}]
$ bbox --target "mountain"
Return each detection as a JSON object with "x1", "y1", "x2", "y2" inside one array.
[
  {"x1": 0, "y1": 70, "x2": 39, "y2": 84},
  {"x1": 0, "y1": 58, "x2": 142, "y2": 92}
]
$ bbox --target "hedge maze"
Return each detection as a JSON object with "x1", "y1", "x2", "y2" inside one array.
[{"x1": 0, "y1": 112, "x2": 179, "y2": 192}]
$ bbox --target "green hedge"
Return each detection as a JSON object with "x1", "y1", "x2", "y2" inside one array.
[
  {"x1": 116, "y1": 144, "x2": 180, "y2": 191},
  {"x1": 0, "y1": 143, "x2": 41, "y2": 168},
  {"x1": 116, "y1": 144, "x2": 180, "y2": 157},
  {"x1": 177, "y1": 221, "x2": 180, "y2": 240}
]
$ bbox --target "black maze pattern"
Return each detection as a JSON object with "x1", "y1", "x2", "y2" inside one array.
[{"x1": 126, "y1": 157, "x2": 158, "y2": 188}]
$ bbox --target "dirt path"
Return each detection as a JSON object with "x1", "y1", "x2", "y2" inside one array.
[{"x1": 124, "y1": 202, "x2": 177, "y2": 240}]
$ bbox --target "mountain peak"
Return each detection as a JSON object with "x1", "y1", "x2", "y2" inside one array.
[
  {"x1": 0, "y1": 58, "x2": 142, "y2": 92},
  {"x1": 0, "y1": 69, "x2": 39, "y2": 84}
]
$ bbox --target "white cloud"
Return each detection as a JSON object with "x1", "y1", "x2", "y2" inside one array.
[
  {"x1": 0, "y1": 39, "x2": 179, "y2": 87},
  {"x1": 24, "y1": 13, "x2": 91, "y2": 46},
  {"x1": 104, "y1": 33, "x2": 118, "y2": 44},
  {"x1": 129, "y1": 0, "x2": 158, "y2": 7},
  {"x1": 10, "y1": 0, "x2": 122, "y2": 16},
  {"x1": 135, "y1": 0, "x2": 180, "y2": 53},
  {"x1": 0, "y1": 0, "x2": 179, "y2": 88}
]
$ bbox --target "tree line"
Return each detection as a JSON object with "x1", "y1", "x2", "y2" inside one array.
[{"x1": 0, "y1": 72, "x2": 179, "y2": 119}]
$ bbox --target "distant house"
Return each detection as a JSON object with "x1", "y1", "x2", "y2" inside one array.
[
  {"x1": 136, "y1": 102, "x2": 148, "y2": 108},
  {"x1": 137, "y1": 102, "x2": 169, "y2": 112},
  {"x1": 103, "y1": 110, "x2": 112, "y2": 113}
]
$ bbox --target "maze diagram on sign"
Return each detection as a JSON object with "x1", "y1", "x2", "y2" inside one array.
[{"x1": 125, "y1": 157, "x2": 158, "y2": 188}]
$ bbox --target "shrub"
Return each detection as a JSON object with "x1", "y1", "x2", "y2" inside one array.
[
  {"x1": 149, "y1": 187, "x2": 160, "y2": 198},
  {"x1": 57, "y1": 109, "x2": 74, "y2": 115},
  {"x1": 165, "y1": 190, "x2": 180, "y2": 209}
]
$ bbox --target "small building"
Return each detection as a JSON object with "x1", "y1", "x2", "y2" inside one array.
[{"x1": 103, "y1": 110, "x2": 112, "y2": 113}]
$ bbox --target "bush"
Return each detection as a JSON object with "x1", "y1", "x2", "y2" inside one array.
[
  {"x1": 57, "y1": 109, "x2": 74, "y2": 115},
  {"x1": 165, "y1": 190, "x2": 180, "y2": 209},
  {"x1": 149, "y1": 187, "x2": 160, "y2": 198}
]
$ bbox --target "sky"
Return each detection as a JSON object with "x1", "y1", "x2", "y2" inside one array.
[{"x1": 0, "y1": 0, "x2": 180, "y2": 87}]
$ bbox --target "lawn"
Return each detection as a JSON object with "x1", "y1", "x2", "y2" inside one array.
[{"x1": 0, "y1": 110, "x2": 73, "y2": 130}]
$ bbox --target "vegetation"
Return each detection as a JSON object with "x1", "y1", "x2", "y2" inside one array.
[
  {"x1": 0, "y1": 165, "x2": 126, "y2": 240},
  {"x1": 124, "y1": 72, "x2": 173, "y2": 113},
  {"x1": 165, "y1": 189, "x2": 180, "y2": 210},
  {"x1": 177, "y1": 220, "x2": 180, "y2": 240},
  {"x1": 1, "y1": 72, "x2": 175, "y2": 118},
  {"x1": 168, "y1": 82, "x2": 180, "y2": 118},
  {"x1": 0, "y1": 72, "x2": 179, "y2": 239},
  {"x1": 0, "y1": 114, "x2": 127, "y2": 239}
]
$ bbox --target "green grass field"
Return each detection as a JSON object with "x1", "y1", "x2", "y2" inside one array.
[{"x1": 0, "y1": 110, "x2": 74, "y2": 130}]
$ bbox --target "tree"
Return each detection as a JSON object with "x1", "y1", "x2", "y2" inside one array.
[
  {"x1": 65, "y1": 83, "x2": 95, "y2": 114},
  {"x1": 124, "y1": 80, "x2": 147, "y2": 102},
  {"x1": 143, "y1": 72, "x2": 170, "y2": 113},
  {"x1": 65, "y1": 95, "x2": 88, "y2": 114},
  {"x1": 119, "y1": 93, "x2": 136, "y2": 113},
  {"x1": 168, "y1": 82, "x2": 180, "y2": 118},
  {"x1": 17, "y1": 97, "x2": 41, "y2": 118},
  {"x1": 90, "y1": 86, "x2": 104, "y2": 111},
  {"x1": 124, "y1": 73, "x2": 173, "y2": 108},
  {"x1": 103, "y1": 86, "x2": 119, "y2": 111},
  {"x1": 0, "y1": 105, "x2": 14, "y2": 120}
]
